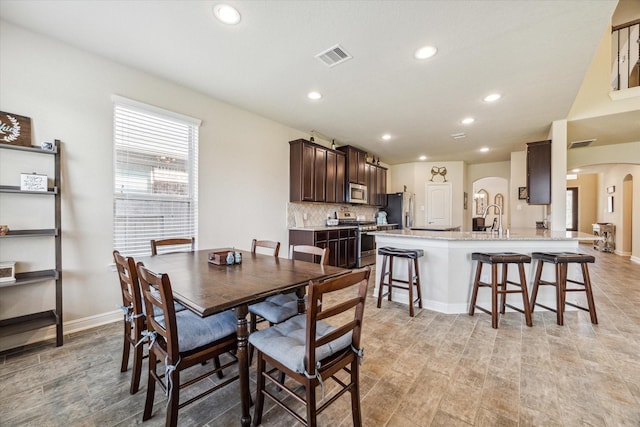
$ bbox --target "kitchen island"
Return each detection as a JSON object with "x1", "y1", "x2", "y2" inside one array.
[{"x1": 372, "y1": 228, "x2": 598, "y2": 314}]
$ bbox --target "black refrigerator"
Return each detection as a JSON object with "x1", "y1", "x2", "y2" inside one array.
[{"x1": 383, "y1": 192, "x2": 415, "y2": 229}]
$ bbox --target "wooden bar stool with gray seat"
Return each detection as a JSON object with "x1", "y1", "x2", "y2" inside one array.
[
  {"x1": 377, "y1": 246, "x2": 424, "y2": 317},
  {"x1": 529, "y1": 252, "x2": 597, "y2": 325},
  {"x1": 469, "y1": 252, "x2": 533, "y2": 328}
]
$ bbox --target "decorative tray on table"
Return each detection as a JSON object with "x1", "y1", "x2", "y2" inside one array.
[{"x1": 208, "y1": 250, "x2": 233, "y2": 265}]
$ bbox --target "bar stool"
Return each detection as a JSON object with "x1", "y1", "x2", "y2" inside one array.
[
  {"x1": 469, "y1": 252, "x2": 533, "y2": 329},
  {"x1": 377, "y1": 247, "x2": 423, "y2": 317},
  {"x1": 530, "y1": 252, "x2": 597, "y2": 325}
]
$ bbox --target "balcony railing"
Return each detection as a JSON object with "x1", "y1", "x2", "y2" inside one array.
[{"x1": 612, "y1": 19, "x2": 640, "y2": 91}]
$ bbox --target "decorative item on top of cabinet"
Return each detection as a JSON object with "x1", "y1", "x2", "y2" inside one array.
[
  {"x1": 0, "y1": 139, "x2": 63, "y2": 347},
  {"x1": 526, "y1": 140, "x2": 551, "y2": 205}
]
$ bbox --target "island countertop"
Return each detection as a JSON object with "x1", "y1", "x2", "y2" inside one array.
[
  {"x1": 372, "y1": 227, "x2": 598, "y2": 314},
  {"x1": 371, "y1": 228, "x2": 598, "y2": 241}
]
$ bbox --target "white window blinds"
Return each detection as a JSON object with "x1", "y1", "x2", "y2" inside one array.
[{"x1": 113, "y1": 96, "x2": 199, "y2": 257}]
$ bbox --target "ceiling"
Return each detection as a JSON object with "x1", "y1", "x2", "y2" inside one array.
[{"x1": 0, "y1": 0, "x2": 627, "y2": 165}]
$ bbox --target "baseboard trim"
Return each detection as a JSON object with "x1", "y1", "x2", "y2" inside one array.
[
  {"x1": 0, "y1": 310, "x2": 122, "y2": 353},
  {"x1": 630, "y1": 256, "x2": 640, "y2": 265}
]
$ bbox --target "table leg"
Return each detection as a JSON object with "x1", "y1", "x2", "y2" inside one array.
[
  {"x1": 296, "y1": 286, "x2": 306, "y2": 314},
  {"x1": 236, "y1": 304, "x2": 251, "y2": 427}
]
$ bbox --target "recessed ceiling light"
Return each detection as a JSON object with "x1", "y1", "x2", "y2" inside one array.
[
  {"x1": 566, "y1": 174, "x2": 578, "y2": 180},
  {"x1": 480, "y1": 147, "x2": 489, "y2": 152},
  {"x1": 572, "y1": 168, "x2": 580, "y2": 173},
  {"x1": 382, "y1": 134, "x2": 391, "y2": 141},
  {"x1": 213, "y1": 4, "x2": 241, "y2": 25},
  {"x1": 461, "y1": 117, "x2": 475, "y2": 125},
  {"x1": 414, "y1": 45, "x2": 437, "y2": 60},
  {"x1": 419, "y1": 155, "x2": 427, "y2": 161},
  {"x1": 483, "y1": 93, "x2": 501, "y2": 102},
  {"x1": 307, "y1": 91, "x2": 322, "y2": 100}
]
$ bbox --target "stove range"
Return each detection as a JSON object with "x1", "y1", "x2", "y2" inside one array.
[
  {"x1": 336, "y1": 211, "x2": 377, "y2": 267},
  {"x1": 335, "y1": 211, "x2": 377, "y2": 231}
]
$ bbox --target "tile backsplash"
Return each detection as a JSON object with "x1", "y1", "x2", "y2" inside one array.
[{"x1": 287, "y1": 202, "x2": 380, "y2": 228}]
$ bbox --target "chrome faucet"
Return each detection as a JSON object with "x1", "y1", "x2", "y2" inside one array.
[{"x1": 483, "y1": 204, "x2": 503, "y2": 236}]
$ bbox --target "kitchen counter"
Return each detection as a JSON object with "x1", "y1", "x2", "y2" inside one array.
[
  {"x1": 372, "y1": 228, "x2": 598, "y2": 315},
  {"x1": 289, "y1": 225, "x2": 357, "y2": 231},
  {"x1": 409, "y1": 225, "x2": 461, "y2": 232},
  {"x1": 374, "y1": 228, "x2": 595, "y2": 241}
]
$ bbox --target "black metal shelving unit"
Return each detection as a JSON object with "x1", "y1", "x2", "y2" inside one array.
[{"x1": 0, "y1": 140, "x2": 63, "y2": 346}]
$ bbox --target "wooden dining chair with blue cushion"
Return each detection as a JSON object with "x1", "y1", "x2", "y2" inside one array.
[
  {"x1": 150, "y1": 237, "x2": 195, "y2": 256},
  {"x1": 136, "y1": 263, "x2": 239, "y2": 427},
  {"x1": 113, "y1": 250, "x2": 191, "y2": 394},
  {"x1": 251, "y1": 266, "x2": 371, "y2": 427},
  {"x1": 113, "y1": 250, "x2": 146, "y2": 394}
]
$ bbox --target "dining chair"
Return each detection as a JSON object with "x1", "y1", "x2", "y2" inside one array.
[
  {"x1": 248, "y1": 243, "x2": 329, "y2": 358},
  {"x1": 136, "y1": 263, "x2": 239, "y2": 427},
  {"x1": 250, "y1": 238, "x2": 280, "y2": 257},
  {"x1": 150, "y1": 237, "x2": 195, "y2": 256},
  {"x1": 113, "y1": 250, "x2": 146, "y2": 394},
  {"x1": 289, "y1": 244, "x2": 329, "y2": 265},
  {"x1": 113, "y1": 251, "x2": 193, "y2": 394},
  {"x1": 250, "y1": 266, "x2": 371, "y2": 427}
]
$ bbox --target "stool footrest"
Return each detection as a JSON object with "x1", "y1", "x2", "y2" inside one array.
[
  {"x1": 565, "y1": 301, "x2": 591, "y2": 312},
  {"x1": 534, "y1": 302, "x2": 558, "y2": 313}
]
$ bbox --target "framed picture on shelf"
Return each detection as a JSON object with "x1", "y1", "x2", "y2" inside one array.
[
  {"x1": 518, "y1": 187, "x2": 527, "y2": 200},
  {"x1": 20, "y1": 173, "x2": 48, "y2": 192}
]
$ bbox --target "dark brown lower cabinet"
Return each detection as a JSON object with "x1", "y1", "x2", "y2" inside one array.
[{"x1": 289, "y1": 228, "x2": 356, "y2": 268}]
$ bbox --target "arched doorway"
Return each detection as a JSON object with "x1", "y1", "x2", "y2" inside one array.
[
  {"x1": 472, "y1": 177, "x2": 508, "y2": 228},
  {"x1": 622, "y1": 174, "x2": 633, "y2": 256}
]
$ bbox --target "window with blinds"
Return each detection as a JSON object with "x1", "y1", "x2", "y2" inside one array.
[{"x1": 113, "y1": 96, "x2": 199, "y2": 257}]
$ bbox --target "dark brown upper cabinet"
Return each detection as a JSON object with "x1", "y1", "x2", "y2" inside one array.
[
  {"x1": 290, "y1": 139, "x2": 345, "y2": 203},
  {"x1": 337, "y1": 145, "x2": 367, "y2": 185},
  {"x1": 526, "y1": 140, "x2": 551, "y2": 204}
]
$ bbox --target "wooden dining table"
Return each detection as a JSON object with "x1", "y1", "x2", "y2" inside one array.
[{"x1": 137, "y1": 248, "x2": 348, "y2": 426}]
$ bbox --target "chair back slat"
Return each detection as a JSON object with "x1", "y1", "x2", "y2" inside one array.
[
  {"x1": 113, "y1": 251, "x2": 144, "y2": 321},
  {"x1": 251, "y1": 239, "x2": 281, "y2": 257},
  {"x1": 315, "y1": 320, "x2": 359, "y2": 348},
  {"x1": 150, "y1": 237, "x2": 195, "y2": 256},
  {"x1": 137, "y1": 262, "x2": 180, "y2": 358},
  {"x1": 289, "y1": 244, "x2": 329, "y2": 265},
  {"x1": 304, "y1": 267, "x2": 370, "y2": 371}
]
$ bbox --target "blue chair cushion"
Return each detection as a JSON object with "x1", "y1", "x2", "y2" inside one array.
[
  {"x1": 156, "y1": 309, "x2": 237, "y2": 353},
  {"x1": 249, "y1": 293, "x2": 299, "y2": 324},
  {"x1": 248, "y1": 314, "x2": 352, "y2": 373},
  {"x1": 141, "y1": 288, "x2": 188, "y2": 318}
]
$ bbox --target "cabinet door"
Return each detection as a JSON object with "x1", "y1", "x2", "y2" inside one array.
[
  {"x1": 526, "y1": 140, "x2": 551, "y2": 204},
  {"x1": 326, "y1": 150, "x2": 337, "y2": 203},
  {"x1": 347, "y1": 230, "x2": 357, "y2": 267},
  {"x1": 367, "y1": 164, "x2": 378, "y2": 206},
  {"x1": 336, "y1": 153, "x2": 346, "y2": 203},
  {"x1": 314, "y1": 147, "x2": 326, "y2": 202},
  {"x1": 302, "y1": 143, "x2": 315, "y2": 201},
  {"x1": 377, "y1": 168, "x2": 387, "y2": 206},
  {"x1": 356, "y1": 150, "x2": 366, "y2": 185}
]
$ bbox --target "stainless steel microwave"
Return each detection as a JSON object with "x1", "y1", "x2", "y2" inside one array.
[{"x1": 347, "y1": 183, "x2": 368, "y2": 204}]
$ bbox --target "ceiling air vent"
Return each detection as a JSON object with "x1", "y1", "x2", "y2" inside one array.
[
  {"x1": 569, "y1": 139, "x2": 595, "y2": 149},
  {"x1": 315, "y1": 44, "x2": 352, "y2": 67},
  {"x1": 451, "y1": 132, "x2": 466, "y2": 140}
]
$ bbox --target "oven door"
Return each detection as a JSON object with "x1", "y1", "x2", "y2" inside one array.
[{"x1": 357, "y1": 231, "x2": 376, "y2": 267}]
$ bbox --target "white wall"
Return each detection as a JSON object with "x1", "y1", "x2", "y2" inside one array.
[
  {"x1": 389, "y1": 161, "x2": 466, "y2": 228},
  {"x1": 509, "y1": 151, "x2": 546, "y2": 228},
  {"x1": 596, "y1": 164, "x2": 640, "y2": 261},
  {"x1": 0, "y1": 21, "x2": 307, "y2": 350}
]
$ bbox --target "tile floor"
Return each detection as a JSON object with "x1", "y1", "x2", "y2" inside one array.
[{"x1": 1, "y1": 244, "x2": 639, "y2": 426}]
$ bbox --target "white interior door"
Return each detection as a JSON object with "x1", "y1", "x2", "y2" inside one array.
[{"x1": 426, "y1": 183, "x2": 452, "y2": 225}]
